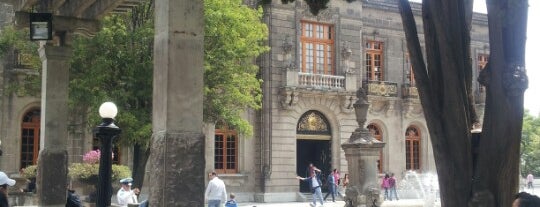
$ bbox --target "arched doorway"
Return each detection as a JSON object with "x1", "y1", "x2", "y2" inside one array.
[
  {"x1": 296, "y1": 110, "x2": 331, "y2": 193},
  {"x1": 367, "y1": 123, "x2": 383, "y2": 173},
  {"x1": 20, "y1": 109, "x2": 40, "y2": 169}
]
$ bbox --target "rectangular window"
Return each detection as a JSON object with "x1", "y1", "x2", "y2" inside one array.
[
  {"x1": 215, "y1": 129, "x2": 238, "y2": 174},
  {"x1": 405, "y1": 53, "x2": 415, "y2": 86},
  {"x1": 365, "y1": 41, "x2": 384, "y2": 81},
  {"x1": 301, "y1": 21, "x2": 334, "y2": 75},
  {"x1": 477, "y1": 54, "x2": 489, "y2": 92}
]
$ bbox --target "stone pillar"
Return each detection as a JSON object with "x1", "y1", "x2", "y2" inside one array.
[
  {"x1": 37, "y1": 44, "x2": 71, "y2": 207},
  {"x1": 342, "y1": 88, "x2": 385, "y2": 207},
  {"x1": 145, "y1": 0, "x2": 205, "y2": 206}
]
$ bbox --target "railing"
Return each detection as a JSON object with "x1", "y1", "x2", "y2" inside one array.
[
  {"x1": 363, "y1": 80, "x2": 398, "y2": 97},
  {"x1": 297, "y1": 72, "x2": 345, "y2": 89},
  {"x1": 402, "y1": 84, "x2": 419, "y2": 99}
]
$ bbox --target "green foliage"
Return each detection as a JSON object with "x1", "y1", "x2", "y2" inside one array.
[
  {"x1": 20, "y1": 164, "x2": 37, "y2": 179},
  {"x1": 68, "y1": 163, "x2": 131, "y2": 184},
  {"x1": 70, "y1": 11, "x2": 154, "y2": 147},
  {"x1": 521, "y1": 111, "x2": 540, "y2": 176},
  {"x1": 204, "y1": 0, "x2": 269, "y2": 135},
  {"x1": 0, "y1": 26, "x2": 41, "y2": 96}
]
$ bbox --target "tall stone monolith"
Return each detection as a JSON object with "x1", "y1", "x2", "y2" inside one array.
[{"x1": 145, "y1": 0, "x2": 205, "y2": 206}]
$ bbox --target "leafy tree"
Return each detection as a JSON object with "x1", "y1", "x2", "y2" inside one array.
[
  {"x1": 521, "y1": 111, "x2": 540, "y2": 176},
  {"x1": 70, "y1": 0, "x2": 268, "y2": 188},
  {"x1": 0, "y1": 26, "x2": 41, "y2": 96},
  {"x1": 204, "y1": 0, "x2": 268, "y2": 134}
]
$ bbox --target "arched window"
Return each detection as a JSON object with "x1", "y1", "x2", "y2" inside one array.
[
  {"x1": 367, "y1": 123, "x2": 383, "y2": 173},
  {"x1": 21, "y1": 109, "x2": 40, "y2": 169},
  {"x1": 405, "y1": 126, "x2": 421, "y2": 170}
]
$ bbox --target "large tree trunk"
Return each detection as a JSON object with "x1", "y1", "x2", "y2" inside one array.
[
  {"x1": 132, "y1": 144, "x2": 150, "y2": 189},
  {"x1": 398, "y1": 0, "x2": 528, "y2": 206},
  {"x1": 473, "y1": 0, "x2": 528, "y2": 206}
]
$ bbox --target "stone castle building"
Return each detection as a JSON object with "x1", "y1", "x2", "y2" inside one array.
[{"x1": 0, "y1": 0, "x2": 489, "y2": 203}]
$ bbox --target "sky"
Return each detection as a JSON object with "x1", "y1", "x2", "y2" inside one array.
[
  {"x1": 412, "y1": 1, "x2": 540, "y2": 116},
  {"x1": 522, "y1": 1, "x2": 540, "y2": 116}
]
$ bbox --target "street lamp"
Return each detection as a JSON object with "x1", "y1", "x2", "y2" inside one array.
[
  {"x1": 94, "y1": 102, "x2": 121, "y2": 207},
  {"x1": 29, "y1": 13, "x2": 53, "y2": 41}
]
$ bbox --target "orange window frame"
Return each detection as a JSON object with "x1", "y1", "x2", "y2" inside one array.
[
  {"x1": 300, "y1": 21, "x2": 334, "y2": 75},
  {"x1": 406, "y1": 53, "x2": 415, "y2": 86},
  {"x1": 365, "y1": 41, "x2": 384, "y2": 81},
  {"x1": 367, "y1": 124, "x2": 383, "y2": 173},
  {"x1": 405, "y1": 126, "x2": 421, "y2": 170},
  {"x1": 477, "y1": 54, "x2": 489, "y2": 92},
  {"x1": 215, "y1": 129, "x2": 238, "y2": 174},
  {"x1": 20, "y1": 110, "x2": 40, "y2": 169}
]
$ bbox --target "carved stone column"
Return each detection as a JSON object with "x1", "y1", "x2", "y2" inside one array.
[
  {"x1": 37, "y1": 43, "x2": 72, "y2": 207},
  {"x1": 145, "y1": 0, "x2": 205, "y2": 206},
  {"x1": 342, "y1": 88, "x2": 385, "y2": 207}
]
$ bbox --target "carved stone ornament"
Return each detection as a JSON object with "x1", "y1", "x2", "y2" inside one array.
[
  {"x1": 279, "y1": 87, "x2": 299, "y2": 110},
  {"x1": 502, "y1": 63, "x2": 528, "y2": 97},
  {"x1": 282, "y1": 35, "x2": 296, "y2": 71},
  {"x1": 340, "y1": 95, "x2": 356, "y2": 113},
  {"x1": 385, "y1": 100, "x2": 397, "y2": 117},
  {"x1": 297, "y1": 111, "x2": 329, "y2": 132},
  {"x1": 402, "y1": 101, "x2": 423, "y2": 119},
  {"x1": 300, "y1": 2, "x2": 338, "y2": 22}
]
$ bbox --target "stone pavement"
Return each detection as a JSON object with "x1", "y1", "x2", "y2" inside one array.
[{"x1": 237, "y1": 199, "x2": 436, "y2": 207}]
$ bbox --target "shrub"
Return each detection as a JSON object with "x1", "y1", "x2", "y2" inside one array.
[
  {"x1": 68, "y1": 163, "x2": 131, "y2": 185},
  {"x1": 20, "y1": 165, "x2": 37, "y2": 179}
]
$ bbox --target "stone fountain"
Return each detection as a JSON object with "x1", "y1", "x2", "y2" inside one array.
[{"x1": 342, "y1": 88, "x2": 385, "y2": 207}]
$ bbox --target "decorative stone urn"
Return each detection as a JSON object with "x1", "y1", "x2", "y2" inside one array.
[{"x1": 341, "y1": 88, "x2": 385, "y2": 207}]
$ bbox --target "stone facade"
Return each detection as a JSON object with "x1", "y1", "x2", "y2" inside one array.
[
  {"x1": 215, "y1": 0, "x2": 489, "y2": 203},
  {"x1": 0, "y1": 0, "x2": 489, "y2": 204}
]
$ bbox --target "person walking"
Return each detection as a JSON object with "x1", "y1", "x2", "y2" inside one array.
[
  {"x1": 297, "y1": 170, "x2": 324, "y2": 207},
  {"x1": 388, "y1": 173, "x2": 399, "y2": 201},
  {"x1": 333, "y1": 169, "x2": 340, "y2": 198},
  {"x1": 527, "y1": 173, "x2": 534, "y2": 190},
  {"x1": 323, "y1": 170, "x2": 336, "y2": 202},
  {"x1": 381, "y1": 174, "x2": 390, "y2": 201},
  {"x1": 116, "y1": 178, "x2": 140, "y2": 207},
  {"x1": 0, "y1": 171, "x2": 15, "y2": 207},
  {"x1": 341, "y1": 174, "x2": 349, "y2": 197},
  {"x1": 205, "y1": 171, "x2": 227, "y2": 207}
]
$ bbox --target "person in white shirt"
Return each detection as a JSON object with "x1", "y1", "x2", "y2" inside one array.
[
  {"x1": 205, "y1": 171, "x2": 227, "y2": 207},
  {"x1": 117, "y1": 178, "x2": 139, "y2": 207},
  {"x1": 527, "y1": 173, "x2": 534, "y2": 189}
]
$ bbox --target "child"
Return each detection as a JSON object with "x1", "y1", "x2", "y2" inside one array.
[{"x1": 225, "y1": 193, "x2": 238, "y2": 207}]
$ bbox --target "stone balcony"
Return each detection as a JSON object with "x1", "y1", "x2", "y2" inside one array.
[
  {"x1": 280, "y1": 70, "x2": 357, "y2": 112},
  {"x1": 363, "y1": 80, "x2": 399, "y2": 97},
  {"x1": 402, "y1": 84, "x2": 419, "y2": 99},
  {"x1": 284, "y1": 70, "x2": 356, "y2": 92}
]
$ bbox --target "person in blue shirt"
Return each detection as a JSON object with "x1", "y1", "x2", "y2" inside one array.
[
  {"x1": 297, "y1": 170, "x2": 324, "y2": 207},
  {"x1": 224, "y1": 193, "x2": 238, "y2": 207},
  {"x1": 323, "y1": 170, "x2": 336, "y2": 202}
]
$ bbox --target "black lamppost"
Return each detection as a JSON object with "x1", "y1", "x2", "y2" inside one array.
[{"x1": 94, "y1": 102, "x2": 121, "y2": 207}]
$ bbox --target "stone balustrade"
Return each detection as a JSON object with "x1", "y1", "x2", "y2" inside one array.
[{"x1": 297, "y1": 72, "x2": 345, "y2": 89}]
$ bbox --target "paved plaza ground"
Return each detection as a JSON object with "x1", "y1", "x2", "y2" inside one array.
[{"x1": 238, "y1": 199, "x2": 433, "y2": 207}]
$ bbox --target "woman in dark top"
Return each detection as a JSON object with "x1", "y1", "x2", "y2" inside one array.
[
  {"x1": 0, "y1": 184, "x2": 8, "y2": 207},
  {"x1": 0, "y1": 171, "x2": 16, "y2": 207}
]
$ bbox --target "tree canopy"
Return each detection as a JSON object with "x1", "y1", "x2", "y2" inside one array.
[
  {"x1": 69, "y1": 0, "x2": 268, "y2": 146},
  {"x1": 521, "y1": 111, "x2": 540, "y2": 176}
]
